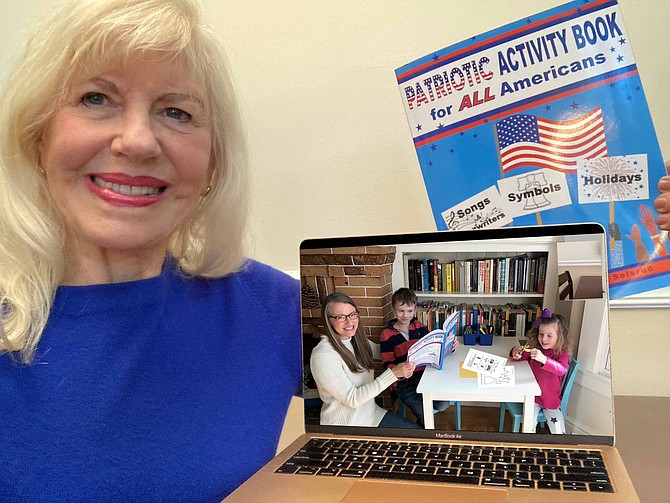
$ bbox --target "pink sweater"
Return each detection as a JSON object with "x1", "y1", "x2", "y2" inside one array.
[{"x1": 514, "y1": 348, "x2": 569, "y2": 409}]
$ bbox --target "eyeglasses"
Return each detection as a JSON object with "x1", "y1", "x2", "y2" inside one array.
[{"x1": 329, "y1": 312, "x2": 359, "y2": 323}]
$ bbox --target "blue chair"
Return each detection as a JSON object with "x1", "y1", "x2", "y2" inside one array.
[
  {"x1": 498, "y1": 357, "x2": 580, "y2": 433},
  {"x1": 397, "y1": 399, "x2": 462, "y2": 430}
]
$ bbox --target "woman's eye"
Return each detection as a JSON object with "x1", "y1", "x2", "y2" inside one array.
[
  {"x1": 81, "y1": 92, "x2": 108, "y2": 107},
  {"x1": 164, "y1": 107, "x2": 193, "y2": 123}
]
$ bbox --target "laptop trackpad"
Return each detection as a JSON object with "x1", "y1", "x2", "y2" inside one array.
[{"x1": 343, "y1": 481, "x2": 508, "y2": 502}]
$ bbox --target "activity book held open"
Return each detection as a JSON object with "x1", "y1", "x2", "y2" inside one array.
[{"x1": 407, "y1": 311, "x2": 458, "y2": 369}]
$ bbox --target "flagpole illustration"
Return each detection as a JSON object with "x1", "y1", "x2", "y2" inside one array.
[{"x1": 609, "y1": 200, "x2": 624, "y2": 268}]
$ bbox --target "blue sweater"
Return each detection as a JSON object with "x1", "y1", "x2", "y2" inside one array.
[{"x1": 0, "y1": 258, "x2": 302, "y2": 502}]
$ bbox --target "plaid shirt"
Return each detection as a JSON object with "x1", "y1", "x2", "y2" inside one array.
[{"x1": 379, "y1": 317, "x2": 429, "y2": 370}]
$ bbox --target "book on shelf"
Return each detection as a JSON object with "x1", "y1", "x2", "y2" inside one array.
[
  {"x1": 413, "y1": 260, "x2": 420, "y2": 291},
  {"x1": 490, "y1": 260, "x2": 496, "y2": 293},
  {"x1": 536, "y1": 255, "x2": 547, "y2": 294},
  {"x1": 408, "y1": 252, "x2": 547, "y2": 295},
  {"x1": 416, "y1": 300, "x2": 542, "y2": 337},
  {"x1": 477, "y1": 260, "x2": 484, "y2": 293},
  {"x1": 501, "y1": 258, "x2": 508, "y2": 294},
  {"x1": 435, "y1": 260, "x2": 445, "y2": 292},
  {"x1": 416, "y1": 301, "x2": 542, "y2": 338}
]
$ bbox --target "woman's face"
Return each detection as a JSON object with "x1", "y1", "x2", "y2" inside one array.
[
  {"x1": 40, "y1": 56, "x2": 212, "y2": 260},
  {"x1": 328, "y1": 302, "x2": 359, "y2": 340}
]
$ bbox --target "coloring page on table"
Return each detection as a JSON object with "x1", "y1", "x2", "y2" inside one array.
[
  {"x1": 395, "y1": 0, "x2": 669, "y2": 299},
  {"x1": 462, "y1": 348, "x2": 508, "y2": 376},
  {"x1": 478, "y1": 366, "x2": 516, "y2": 388}
]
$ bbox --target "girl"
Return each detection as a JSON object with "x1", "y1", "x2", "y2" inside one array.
[
  {"x1": 310, "y1": 293, "x2": 420, "y2": 428},
  {"x1": 510, "y1": 308, "x2": 571, "y2": 434}
]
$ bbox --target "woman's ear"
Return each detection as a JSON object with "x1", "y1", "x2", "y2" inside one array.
[
  {"x1": 201, "y1": 164, "x2": 215, "y2": 197},
  {"x1": 36, "y1": 134, "x2": 47, "y2": 176}
]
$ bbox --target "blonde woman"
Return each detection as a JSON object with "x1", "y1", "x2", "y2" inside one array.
[{"x1": 0, "y1": 0, "x2": 300, "y2": 500}]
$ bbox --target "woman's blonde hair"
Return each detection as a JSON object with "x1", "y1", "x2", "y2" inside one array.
[{"x1": 0, "y1": 0, "x2": 248, "y2": 363}]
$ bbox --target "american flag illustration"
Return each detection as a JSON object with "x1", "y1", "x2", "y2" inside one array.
[{"x1": 495, "y1": 107, "x2": 607, "y2": 174}]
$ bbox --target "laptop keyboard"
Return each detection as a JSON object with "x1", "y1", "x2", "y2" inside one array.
[{"x1": 276, "y1": 438, "x2": 614, "y2": 493}]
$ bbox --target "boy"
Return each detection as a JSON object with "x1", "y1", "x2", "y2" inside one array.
[{"x1": 380, "y1": 287, "x2": 456, "y2": 427}]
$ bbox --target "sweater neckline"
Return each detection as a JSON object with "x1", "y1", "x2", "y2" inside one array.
[{"x1": 51, "y1": 257, "x2": 177, "y2": 315}]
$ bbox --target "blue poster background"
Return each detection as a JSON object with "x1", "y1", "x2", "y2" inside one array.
[{"x1": 396, "y1": 0, "x2": 668, "y2": 299}]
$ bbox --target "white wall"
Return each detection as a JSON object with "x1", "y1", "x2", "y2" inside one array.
[{"x1": 2, "y1": 0, "x2": 668, "y2": 396}]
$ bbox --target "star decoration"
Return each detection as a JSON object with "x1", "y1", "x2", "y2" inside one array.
[
  {"x1": 430, "y1": 144, "x2": 438, "y2": 151},
  {"x1": 616, "y1": 54, "x2": 624, "y2": 62},
  {"x1": 619, "y1": 37, "x2": 627, "y2": 45}
]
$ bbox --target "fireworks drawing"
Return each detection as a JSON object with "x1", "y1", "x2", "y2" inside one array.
[
  {"x1": 577, "y1": 155, "x2": 649, "y2": 203},
  {"x1": 576, "y1": 154, "x2": 649, "y2": 262}
]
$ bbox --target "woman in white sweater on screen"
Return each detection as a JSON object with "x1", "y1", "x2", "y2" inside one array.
[{"x1": 310, "y1": 293, "x2": 421, "y2": 428}]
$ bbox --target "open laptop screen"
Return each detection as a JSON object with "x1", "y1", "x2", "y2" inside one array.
[{"x1": 299, "y1": 223, "x2": 614, "y2": 446}]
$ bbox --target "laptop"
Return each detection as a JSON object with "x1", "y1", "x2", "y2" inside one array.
[{"x1": 226, "y1": 223, "x2": 638, "y2": 502}]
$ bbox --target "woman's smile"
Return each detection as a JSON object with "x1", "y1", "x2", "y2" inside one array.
[
  {"x1": 87, "y1": 173, "x2": 169, "y2": 207},
  {"x1": 91, "y1": 174, "x2": 167, "y2": 196}
]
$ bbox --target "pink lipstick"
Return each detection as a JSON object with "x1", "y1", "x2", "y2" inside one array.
[{"x1": 87, "y1": 173, "x2": 168, "y2": 207}]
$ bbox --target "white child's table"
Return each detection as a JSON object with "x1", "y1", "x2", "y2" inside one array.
[{"x1": 417, "y1": 335, "x2": 541, "y2": 432}]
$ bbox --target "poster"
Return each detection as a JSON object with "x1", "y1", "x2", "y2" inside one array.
[{"x1": 395, "y1": 0, "x2": 668, "y2": 299}]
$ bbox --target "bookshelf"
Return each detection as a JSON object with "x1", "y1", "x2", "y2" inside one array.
[{"x1": 391, "y1": 236, "x2": 560, "y2": 338}]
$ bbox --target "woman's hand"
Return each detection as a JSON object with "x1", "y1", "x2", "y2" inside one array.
[
  {"x1": 530, "y1": 349, "x2": 547, "y2": 365},
  {"x1": 654, "y1": 164, "x2": 670, "y2": 231},
  {"x1": 511, "y1": 345, "x2": 523, "y2": 360},
  {"x1": 391, "y1": 361, "x2": 416, "y2": 379}
]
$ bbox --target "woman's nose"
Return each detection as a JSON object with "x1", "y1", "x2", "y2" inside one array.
[{"x1": 110, "y1": 109, "x2": 161, "y2": 161}]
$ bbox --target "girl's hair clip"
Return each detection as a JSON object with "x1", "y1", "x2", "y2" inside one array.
[{"x1": 532, "y1": 308, "x2": 553, "y2": 329}]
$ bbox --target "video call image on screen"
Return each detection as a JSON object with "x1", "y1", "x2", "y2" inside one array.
[{"x1": 300, "y1": 230, "x2": 614, "y2": 438}]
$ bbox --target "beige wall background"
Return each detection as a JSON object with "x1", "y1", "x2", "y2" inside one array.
[{"x1": 1, "y1": 0, "x2": 668, "y2": 397}]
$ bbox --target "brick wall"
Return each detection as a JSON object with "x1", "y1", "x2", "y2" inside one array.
[{"x1": 301, "y1": 246, "x2": 396, "y2": 342}]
